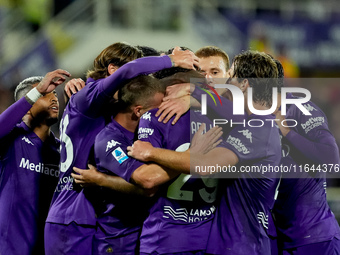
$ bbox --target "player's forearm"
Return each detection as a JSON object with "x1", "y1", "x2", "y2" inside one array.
[
  {"x1": 189, "y1": 151, "x2": 223, "y2": 176},
  {"x1": 146, "y1": 147, "x2": 229, "y2": 175},
  {"x1": 131, "y1": 163, "x2": 178, "y2": 190},
  {"x1": 286, "y1": 130, "x2": 340, "y2": 164},
  {"x1": 100, "y1": 56, "x2": 171, "y2": 96},
  {"x1": 75, "y1": 55, "x2": 172, "y2": 117},
  {"x1": 0, "y1": 97, "x2": 32, "y2": 139},
  {"x1": 190, "y1": 147, "x2": 239, "y2": 176},
  {"x1": 147, "y1": 148, "x2": 191, "y2": 174},
  {"x1": 100, "y1": 174, "x2": 156, "y2": 197}
]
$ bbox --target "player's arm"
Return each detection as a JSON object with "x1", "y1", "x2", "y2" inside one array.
[
  {"x1": 191, "y1": 147, "x2": 239, "y2": 175},
  {"x1": 75, "y1": 47, "x2": 199, "y2": 117},
  {"x1": 155, "y1": 95, "x2": 190, "y2": 125},
  {"x1": 72, "y1": 163, "x2": 178, "y2": 196},
  {"x1": 128, "y1": 143, "x2": 191, "y2": 174},
  {"x1": 64, "y1": 78, "x2": 85, "y2": 100},
  {"x1": 163, "y1": 82, "x2": 190, "y2": 100},
  {"x1": 285, "y1": 130, "x2": 339, "y2": 164},
  {"x1": 100, "y1": 47, "x2": 198, "y2": 96},
  {"x1": 0, "y1": 69, "x2": 70, "y2": 139},
  {"x1": 130, "y1": 163, "x2": 178, "y2": 190},
  {"x1": 0, "y1": 97, "x2": 34, "y2": 139},
  {"x1": 128, "y1": 143, "x2": 237, "y2": 176},
  {"x1": 127, "y1": 125, "x2": 224, "y2": 174},
  {"x1": 91, "y1": 131, "x2": 180, "y2": 195},
  {"x1": 72, "y1": 165, "x2": 156, "y2": 197},
  {"x1": 276, "y1": 110, "x2": 340, "y2": 165},
  {"x1": 131, "y1": 109, "x2": 223, "y2": 177}
]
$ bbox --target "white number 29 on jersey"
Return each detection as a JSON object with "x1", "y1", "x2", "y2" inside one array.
[{"x1": 166, "y1": 143, "x2": 218, "y2": 203}]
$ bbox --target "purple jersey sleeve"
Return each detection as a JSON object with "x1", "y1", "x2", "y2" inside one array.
[
  {"x1": 191, "y1": 85, "x2": 247, "y2": 122},
  {"x1": 73, "y1": 55, "x2": 172, "y2": 118},
  {"x1": 273, "y1": 96, "x2": 340, "y2": 249},
  {"x1": 285, "y1": 101, "x2": 340, "y2": 165},
  {"x1": 95, "y1": 126, "x2": 143, "y2": 183},
  {"x1": 0, "y1": 97, "x2": 32, "y2": 139}
]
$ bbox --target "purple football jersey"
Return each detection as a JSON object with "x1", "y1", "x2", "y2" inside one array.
[
  {"x1": 137, "y1": 108, "x2": 218, "y2": 254},
  {"x1": 281, "y1": 238, "x2": 340, "y2": 255},
  {"x1": 0, "y1": 97, "x2": 60, "y2": 255},
  {"x1": 92, "y1": 119, "x2": 148, "y2": 252},
  {"x1": 46, "y1": 56, "x2": 172, "y2": 226},
  {"x1": 206, "y1": 114, "x2": 281, "y2": 255},
  {"x1": 273, "y1": 93, "x2": 340, "y2": 249}
]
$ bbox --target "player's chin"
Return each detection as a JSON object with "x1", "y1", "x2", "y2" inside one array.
[{"x1": 46, "y1": 116, "x2": 59, "y2": 126}]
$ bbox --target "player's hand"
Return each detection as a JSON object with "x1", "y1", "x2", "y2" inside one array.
[
  {"x1": 71, "y1": 164, "x2": 105, "y2": 187},
  {"x1": 155, "y1": 95, "x2": 190, "y2": 125},
  {"x1": 36, "y1": 69, "x2": 71, "y2": 95},
  {"x1": 64, "y1": 78, "x2": 85, "y2": 98},
  {"x1": 190, "y1": 124, "x2": 223, "y2": 154},
  {"x1": 127, "y1": 141, "x2": 154, "y2": 162},
  {"x1": 275, "y1": 110, "x2": 291, "y2": 136},
  {"x1": 164, "y1": 83, "x2": 190, "y2": 100},
  {"x1": 169, "y1": 46, "x2": 200, "y2": 70}
]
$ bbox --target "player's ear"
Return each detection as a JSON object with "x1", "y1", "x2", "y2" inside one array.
[
  {"x1": 113, "y1": 91, "x2": 119, "y2": 100},
  {"x1": 133, "y1": 105, "x2": 143, "y2": 118},
  {"x1": 27, "y1": 109, "x2": 33, "y2": 117},
  {"x1": 22, "y1": 110, "x2": 33, "y2": 124},
  {"x1": 240, "y1": 79, "x2": 249, "y2": 92},
  {"x1": 107, "y1": 64, "x2": 118, "y2": 76}
]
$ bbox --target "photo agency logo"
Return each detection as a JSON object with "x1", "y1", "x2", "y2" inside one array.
[
  {"x1": 198, "y1": 82, "x2": 312, "y2": 128},
  {"x1": 196, "y1": 82, "x2": 223, "y2": 108}
]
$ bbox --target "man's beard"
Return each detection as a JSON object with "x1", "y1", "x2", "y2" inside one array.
[
  {"x1": 31, "y1": 111, "x2": 58, "y2": 127},
  {"x1": 46, "y1": 116, "x2": 58, "y2": 126}
]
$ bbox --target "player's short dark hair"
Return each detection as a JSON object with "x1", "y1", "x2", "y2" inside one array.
[
  {"x1": 153, "y1": 67, "x2": 193, "y2": 80},
  {"x1": 266, "y1": 53, "x2": 284, "y2": 92},
  {"x1": 136, "y1": 45, "x2": 160, "y2": 56},
  {"x1": 87, "y1": 42, "x2": 143, "y2": 80},
  {"x1": 232, "y1": 50, "x2": 278, "y2": 107},
  {"x1": 273, "y1": 59, "x2": 284, "y2": 92},
  {"x1": 153, "y1": 46, "x2": 195, "y2": 79},
  {"x1": 118, "y1": 75, "x2": 165, "y2": 110},
  {"x1": 159, "y1": 70, "x2": 204, "y2": 89},
  {"x1": 14, "y1": 76, "x2": 44, "y2": 101},
  {"x1": 195, "y1": 46, "x2": 230, "y2": 70}
]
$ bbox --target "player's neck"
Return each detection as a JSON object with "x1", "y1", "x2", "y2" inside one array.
[
  {"x1": 23, "y1": 115, "x2": 51, "y2": 142},
  {"x1": 245, "y1": 102, "x2": 270, "y2": 115},
  {"x1": 114, "y1": 112, "x2": 138, "y2": 133},
  {"x1": 33, "y1": 125, "x2": 51, "y2": 142}
]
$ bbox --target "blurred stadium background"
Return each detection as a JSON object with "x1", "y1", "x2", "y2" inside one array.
[{"x1": 1, "y1": 0, "x2": 340, "y2": 219}]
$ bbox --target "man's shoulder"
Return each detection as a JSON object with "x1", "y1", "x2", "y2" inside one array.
[
  {"x1": 141, "y1": 108, "x2": 190, "y2": 126},
  {"x1": 140, "y1": 109, "x2": 158, "y2": 123},
  {"x1": 97, "y1": 122, "x2": 125, "y2": 142},
  {"x1": 95, "y1": 127, "x2": 128, "y2": 158},
  {"x1": 7, "y1": 122, "x2": 31, "y2": 140},
  {"x1": 287, "y1": 98, "x2": 325, "y2": 118}
]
